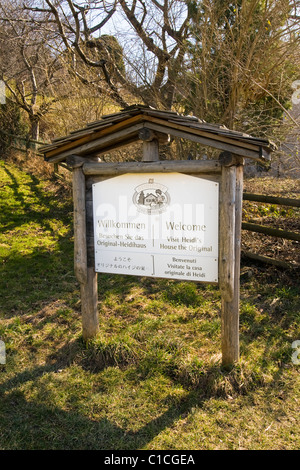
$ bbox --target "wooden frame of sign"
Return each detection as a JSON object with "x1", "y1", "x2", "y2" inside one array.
[
  {"x1": 69, "y1": 145, "x2": 242, "y2": 367},
  {"x1": 41, "y1": 107, "x2": 275, "y2": 368}
]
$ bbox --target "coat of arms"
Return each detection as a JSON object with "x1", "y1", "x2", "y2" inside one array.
[{"x1": 133, "y1": 178, "x2": 170, "y2": 214}]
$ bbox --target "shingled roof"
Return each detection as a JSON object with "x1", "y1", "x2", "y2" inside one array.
[{"x1": 40, "y1": 105, "x2": 276, "y2": 163}]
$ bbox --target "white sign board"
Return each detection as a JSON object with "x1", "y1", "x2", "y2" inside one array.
[{"x1": 93, "y1": 173, "x2": 219, "y2": 282}]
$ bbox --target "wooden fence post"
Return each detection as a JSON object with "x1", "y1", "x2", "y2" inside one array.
[
  {"x1": 72, "y1": 160, "x2": 99, "y2": 340},
  {"x1": 80, "y1": 267, "x2": 99, "y2": 340},
  {"x1": 219, "y1": 153, "x2": 244, "y2": 367}
]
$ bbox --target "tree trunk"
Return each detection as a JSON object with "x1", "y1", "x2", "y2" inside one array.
[{"x1": 30, "y1": 118, "x2": 39, "y2": 142}]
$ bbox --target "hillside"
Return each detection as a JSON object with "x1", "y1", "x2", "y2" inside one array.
[{"x1": 0, "y1": 159, "x2": 299, "y2": 450}]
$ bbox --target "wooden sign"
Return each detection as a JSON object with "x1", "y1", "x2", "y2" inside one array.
[
  {"x1": 93, "y1": 172, "x2": 219, "y2": 283},
  {"x1": 43, "y1": 106, "x2": 275, "y2": 366}
]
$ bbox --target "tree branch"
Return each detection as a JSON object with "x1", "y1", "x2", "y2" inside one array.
[{"x1": 119, "y1": 0, "x2": 170, "y2": 61}]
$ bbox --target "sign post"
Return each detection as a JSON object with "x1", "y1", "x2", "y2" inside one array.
[
  {"x1": 42, "y1": 107, "x2": 274, "y2": 368},
  {"x1": 219, "y1": 160, "x2": 244, "y2": 367},
  {"x1": 72, "y1": 159, "x2": 99, "y2": 341},
  {"x1": 70, "y1": 148, "x2": 244, "y2": 367}
]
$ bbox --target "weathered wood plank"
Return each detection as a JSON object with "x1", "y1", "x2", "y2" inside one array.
[
  {"x1": 144, "y1": 116, "x2": 260, "y2": 150},
  {"x1": 242, "y1": 250, "x2": 293, "y2": 269},
  {"x1": 73, "y1": 166, "x2": 99, "y2": 340},
  {"x1": 142, "y1": 139, "x2": 159, "y2": 162},
  {"x1": 243, "y1": 192, "x2": 300, "y2": 208},
  {"x1": 72, "y1": 167, "x2": 88, "y2": 285},
  {"x1": 80, "y1": 267, "x2": 99, "y2": 340},
  {"x1": 219, "y1": 165, "x2": 236, "y2": 303},
  {"x1": 46, "y1": 124, "x2": 144, "y2": 163},
  {"x1": 164, "y1": 117, "x2": 272, "y2": 149},
  {"x1": 221, "y1": 162, "x2": 243, "y2": 367},
  {"x1": 82, "y1": 159, "x2": 222, "y2": 176},
  {"x1": 145, "y1": 120, "x2": 266, "y2": 160},
  {"x1": 242, "y1": 222, "x2": 300, "y2": 241},
  {"x1": 45, "y1": 115, "x2": 144, "y2": 161}
]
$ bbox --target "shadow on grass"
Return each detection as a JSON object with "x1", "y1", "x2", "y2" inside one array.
[
  {"x1": 0, "y1": 335, "x2": 296, "y2": 450},
  {"x1": 1, "y1": 272, "x2": 298, "y2": 450},
  {"x1": 0, "y1": 340, "x2": 221, "y2": 450},
  {"x1": 0, "y1": 384, "x2": 198, "y2": 450},
  {"x1": 0, "y1": 386, "x2": 128, "y2": 450},
  {"x1": 1, "y1": 165, "x2": 72, "y2": 234},
  {"x1": 1, "y1": 246, "x2": 76, "y2": 316},
  {"x1": 0, "y1": 164, "x2": 75, "y2": 316},
  {"x1": 1, "y1": 162, "x2": 298, "y2": 449}
]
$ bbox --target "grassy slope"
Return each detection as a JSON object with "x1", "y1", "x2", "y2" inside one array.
[{"x1": 0, "y1": 160, "x2": 299, "y2": 450}]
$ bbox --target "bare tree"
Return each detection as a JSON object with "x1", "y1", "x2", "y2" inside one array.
[
  {"x1": 4, "y1": 0, "x2": 299, "y2": 157},
  {"x1": 21, "y1": 0, "x2": 127, "y2": 107},
  {"x1": 0, "y1": 0, "x2": 67, "y2": 141},
  {"x1": 117, "y1": 0, "x2": 191, "y2": 108},
  {"x1": 23, "y1": 0, "x2": 193, "y2": 110}
]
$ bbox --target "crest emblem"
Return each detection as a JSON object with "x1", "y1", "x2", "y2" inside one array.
[{"x1": 133, "y1": 178, "x2": 170, "y2": 214}]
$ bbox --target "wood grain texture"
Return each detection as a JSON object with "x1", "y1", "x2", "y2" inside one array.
[
  {"x1": 72, "y1": 167, "x2": 87, "y2": 285},
  {"x1": 82, "y1": 160, "x2": 222, "y2": 176},
  {"x1": 80, "y1": 267, "x2": 99, "y2": 340},
  {"x1": 221, "y1": 163, "x2": 243, "y2": 366},
  {"x1": 219, "y1": 165, "x2": 236, "y2": 303}
]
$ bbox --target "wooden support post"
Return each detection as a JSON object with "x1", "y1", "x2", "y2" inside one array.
[
  {"x1": 139, "y1": 128, "x2": 160, "y2": 162},
  {"x1": 142, "y1": 139, "x2": 159, "y2": 161},
  {"x1": 219, "y1": 164, "x2": 236, "y2": 303},
  {"x1": 73, "y1": 166, "x2": 88, "y2": 285},
  {"x1": 80, "y1": 267, "x2": 99, "y2": 340},
  {"x1": 219, "y1": 153, "x2": 244, "y2": 367},
  {"x1": 72, "y1": 163, "x2": 99, "y2": 340}
]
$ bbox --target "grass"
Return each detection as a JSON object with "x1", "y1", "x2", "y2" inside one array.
[{"x1": 0, "y1": 159, "x2": 299, "y2": 450}]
